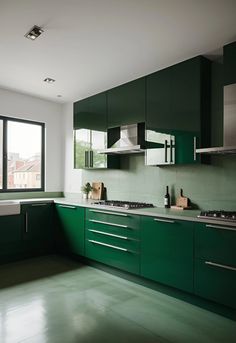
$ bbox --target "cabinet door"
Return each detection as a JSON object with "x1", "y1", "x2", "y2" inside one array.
[
  {"x1": 90, "y1": 130, "x2": 107, "y2": 168},
  {"x1": 74, "y1": 93, "x2": 107, "y2": 131},
  {"x1": 0, "y1": 214, "x2": 24, "y2": 258},
  {"x1": 224, "y1": 41, "x2": 236, "y2": 86},
  {"x1": 22, "y1": 203, "x2": 53, "y2": 253},
  {"x1": 107, "y1": 78, "x2": 145, "y2": 128},
  {"x1": 56, "y1": 204, "x2": 85, "y2": 256},
  {"x1": 141, "y1": 216, "x2": 194, "y2": 292},
  {"x1": 171, "y1": 58, "x2": 201, "y2": 132},
  {"x1": 195, "y1": 222, "x2": 236, "y2": 266},
  {"x1": 146, "y1": 68, "x2": 171, "y2": 131},
  {"x1": 195, "y1": 259, "x2": 236, "y2": 309},
  {"x1": 74, "y1": 129, "x2": 91, "y2": 169}
]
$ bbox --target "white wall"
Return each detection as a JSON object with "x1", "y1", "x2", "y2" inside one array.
[
  {"x1": 62, "y1": 102, "x2": 82, "y2": 194},
  {"x1": 0, "y1": 87, "x2": 63, "y2": 192}
]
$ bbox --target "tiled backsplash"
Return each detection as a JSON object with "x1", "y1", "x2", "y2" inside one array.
[{"x1": 81, "y1": 154, "x2": 236, "y2": 210}]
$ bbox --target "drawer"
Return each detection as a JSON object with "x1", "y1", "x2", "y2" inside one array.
[
  {"x1": 86, "y1": 217, "x2": 139, "y2": 239},
  {"x1": 86, "y1": 208, "x2": 140, "y2": 230},
  {"x1": 86, "y1": 228, "x2": 139, "y2": 252},
  {"x1": 194, "y1": 258, "x2": 236, "y2": 309},
  {"x1": 85, "y1": 239, "x2": 140, "y2": 275},
  {"x1": 195, "y1": 222, "x2": 236, "y2": 265}
]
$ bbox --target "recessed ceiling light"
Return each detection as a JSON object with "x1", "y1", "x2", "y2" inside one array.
[
  {"x1": 25, "y1": 25, "x2": 44, "y2": 41},
  {"x1": 44, "y1": 77, "x2": 55, "y2": 84}
]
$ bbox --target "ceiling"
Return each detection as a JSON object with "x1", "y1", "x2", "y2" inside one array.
[{"x1": 0, "y1": 0, "x2": 236, "y2": 103}]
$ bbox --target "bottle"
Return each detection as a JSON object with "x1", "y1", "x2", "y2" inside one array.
[{"x1": 164, "y1": 186, "x2": 170, "y2": 208}]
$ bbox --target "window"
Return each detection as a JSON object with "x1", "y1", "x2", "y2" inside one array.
[{"x1": 0, "y1": 116, "x2": 45, "y2": 192}]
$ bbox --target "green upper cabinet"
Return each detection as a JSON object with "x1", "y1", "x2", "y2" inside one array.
[
  {"x1": 55, "y1": 204, "x2": 85, "y2": 256},
  {"x1": 107, "y1": 78, "x2": 145, "y2": 128},
  {"x1": 146, "y1": 57, "x2": 211, "y2": 165},
  {"x1": 74, "y1": 92, "x2": 107, "y2": 131},
  {"x1": 74, "y1": 92, "x2": 119, "y2": 169},
  {"x1": 224, "y1": 41, "x2": 236, "y2": 85},
  {"x1": 140, "y1": 216, "x2": 194, "y2": 293},
  {"x1": 21, "y1": 202, "x2": 54, "y2": 255}
]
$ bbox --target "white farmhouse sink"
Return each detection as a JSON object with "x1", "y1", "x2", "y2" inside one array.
[{"x1": 0, "y1": 201, "x2": 21, "y2": 216}]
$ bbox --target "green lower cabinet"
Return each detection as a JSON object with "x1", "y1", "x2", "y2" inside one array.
[
  {"x1": 85, "y1": 238, "x2": 140, "y2": 275},
  {"x1": 55, "y1": 204, "x2": 85, "y2": 256},
  {"x1": 194, "y1": 221, "x2": 236, "y2": 309},
  {"x1": 194, "y1": 259, "x2": 236, "y2": 309},
  {"x1": 21, "y1": 203, "x2": 54, "y2": 255},
  {"x1": 0, "y1": 214, "x2": 24, "y2": 262},
  {"x1": 141, "y1": 216, "x2": 194, "y2": 293}
]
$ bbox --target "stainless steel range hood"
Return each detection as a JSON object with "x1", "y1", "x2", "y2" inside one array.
[
  {"x1": 197, "y1": 83, "x2": 236, "y2": 154},
  {"x1": 98, "y1": 123, "x2": 145, "y2": 155}
]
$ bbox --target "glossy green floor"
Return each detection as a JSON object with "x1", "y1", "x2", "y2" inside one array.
[{"x1": 0, "y1": 256, "x2": 235, "y2": 343}]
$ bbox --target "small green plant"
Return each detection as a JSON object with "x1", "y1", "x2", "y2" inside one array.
[{"x1": 81, "y1": 182, "x2": 93, "y2": 194}]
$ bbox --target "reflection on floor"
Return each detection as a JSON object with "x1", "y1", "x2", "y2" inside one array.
[{"x1": 0, "y1": 255, "x2": 235, "y2": 343}]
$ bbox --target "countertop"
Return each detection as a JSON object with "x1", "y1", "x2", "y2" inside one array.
[{"x1": 1, "y1": 197, "x2": 236, "y2": 227}]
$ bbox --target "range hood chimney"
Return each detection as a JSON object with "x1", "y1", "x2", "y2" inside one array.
[
  {"x1": 98, "y1": 123, "x2": 145, "y2": 154},
  {"x1": 197, "y1": 83, "x2": 236, "y2": 154}
]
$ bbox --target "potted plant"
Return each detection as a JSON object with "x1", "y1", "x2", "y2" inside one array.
[{"x1": 81, "y1": 182, "x2": 93, "y2": 199}]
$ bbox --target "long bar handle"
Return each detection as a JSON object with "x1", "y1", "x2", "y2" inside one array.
[
  {"x1": 58, "y1": 205, "x2": 77, "y2": 209},
  {"x1": 89, "y1": 219, "x2": 128, "y2": 228},
  {"x1": 170, "y1": 139, "x2": 173, "y2": 163},
  {"x1": 205, "y1": 261, "x2": 236, "y2": 272},
  {"x1": 193, "y1": 136, "x2": 197, "y2": 161},
  {"x1": 154, "y1": 218, "x2": 175, "y2": 224},
  {"x1": 88, "y1": 229, "x2": 128, "y2": 240},
  {"x1": 25, "y1": 212, "x2": 28, "y2": 233},
  {"x1": 88, "y1": 239, "x2": 128, "y2": 252},
  {"x1": 85, "y1": 151, "x2": 89, "y2": 168},
  {"x1": 206, "y1": 224, "x2": 236, "y2": 232},
  {"x1": 89, "y1": 209, "x2": 128, "y2": 217},
  {"x1": 89, "y1": 150, "x2": 93, "y2": 168},
  {"x1": 31, "y1": 203, "x2": 49, "y2": 207},
  {"x1": 164, "y1": 140, "x2": 168, "y2": 163}
]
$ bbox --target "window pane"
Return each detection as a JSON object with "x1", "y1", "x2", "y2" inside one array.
[
  {"x1": 0, "y1": 120, "x2": 3, "y2": 189},
  {"x1": 7, "y1": 121, "x2": 42, "y2": 189}
]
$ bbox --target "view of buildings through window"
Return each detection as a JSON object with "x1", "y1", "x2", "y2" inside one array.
[{"x1": 0, "y1": 118, "x2": 43, "y2": 191}]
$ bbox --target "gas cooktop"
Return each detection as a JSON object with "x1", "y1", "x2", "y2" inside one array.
[
  {"x1": 92, "y1": 200, "x2": 154, "y2": 210},
  {"x1": 198, "y1": 210, "x2": 236, "y2": 222}
]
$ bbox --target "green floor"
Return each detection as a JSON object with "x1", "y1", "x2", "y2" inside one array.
[{"x1": 0, "y1": 256, "x2": 235, "y2": 343}]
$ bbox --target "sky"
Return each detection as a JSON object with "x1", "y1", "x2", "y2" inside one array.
[{"x1": 7, "y1": 121, "x2": 41, "y2": 159}]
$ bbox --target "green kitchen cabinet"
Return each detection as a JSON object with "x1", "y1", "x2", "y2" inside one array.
[
  {"x1": 194, "y1": 259, "x2": 236, "y2": 309},
  {"x1": 21, "y1": 202, "x2": 54, "y2": 255},
  {"x1": 194, "y1": 222, "x2": 236, "y2": 309},
  {"x1": 85, "y1": 208, "x2": 140, "y2": 274},
  {"x1": 107, "y1": 77, "x2": 145, "y2": 128},
  {"x1": 74, "y1": 92, "x2": 119, "y2": 169},
  {"x1": 0, "y1": 214, "x2": 24, "y2": 262},
  {"x1": 55, "y1": 204, "x2": 85, "y2": 256},
  {"x1": 224, "y1": 41, "x2": 236, "y2": 85},
  {"x1": 145, "y1": 56, "x2": 211, "y2": 165},
  {"x1": 141, "y1": 216, "x2": 194, "y2": 292}
]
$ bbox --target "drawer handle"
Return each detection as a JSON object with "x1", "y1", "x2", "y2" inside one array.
[
  {"x1": 88, "y1": 229, "x2": 128, "y2": 240},
  {"x1": 205, "y1": 261, "x2": 236, "y2": 272},
  {"x1": 89, "y1": 209, "x2": 128, "y2": 217},
  {"x1": 89, "y1": 219, "x2": 128, "y2": 228},
  {"x1": 205, "y1": 224, "x2": 236, "y2": 232},
  {"x1": 88, "y1": 239, "x2": 128, "y2": 252},
  {"x1": 31, "y1": 203, "x2": 49, "y2": 207},
  {"x1": 25, "y1": 212, "x2": 28, "y2": 233},
  {"x1": 58, "y1": 205, "x2": 77, "y2": 209},
  {"x1": 154, "y1": 218, "x2": 175, "y2": 224}
]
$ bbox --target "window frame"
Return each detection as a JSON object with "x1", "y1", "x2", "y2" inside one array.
[{"x1": 0, "y1": 115, "x2": 45, "y2": 193}]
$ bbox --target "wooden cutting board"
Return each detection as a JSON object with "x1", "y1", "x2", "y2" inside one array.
[
  {"x1": 91, "y1": 182, "x2": 104, "y2": 200},
  {"x1": 176, "y1": 189, "x2": 190, "y2": 208}
]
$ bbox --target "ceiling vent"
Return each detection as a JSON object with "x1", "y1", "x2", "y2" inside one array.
[{"x1": 25, "y1": 25, "x2": 44, "y2": 41}]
